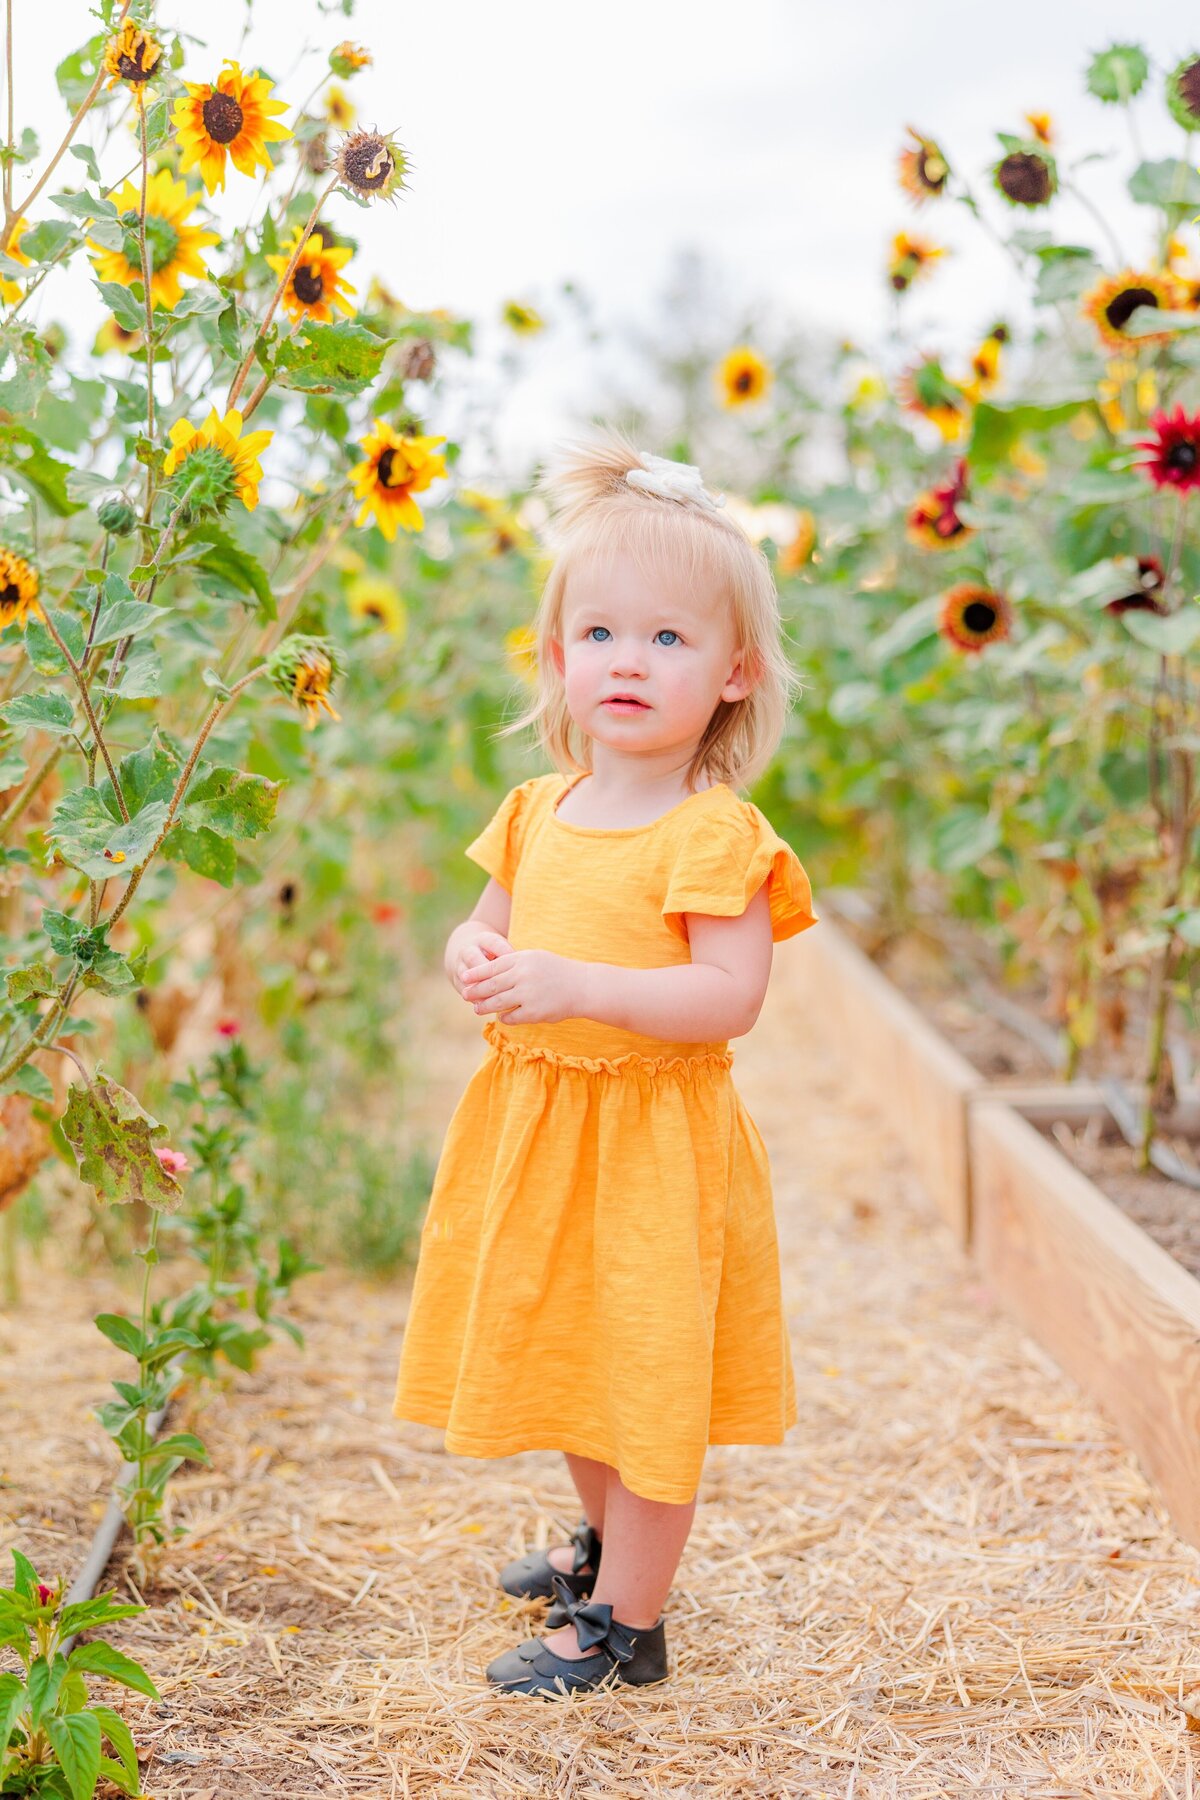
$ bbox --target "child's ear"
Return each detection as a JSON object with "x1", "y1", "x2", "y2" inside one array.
[
  {"x1": 723, "y1": 645, "x2": 761, "y2": 701},
  {"x1": 547, "y1": 637, "x2": 565, "y2": 678}
]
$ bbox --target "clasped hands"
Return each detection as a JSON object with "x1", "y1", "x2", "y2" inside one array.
[{"x1": 453, "y1": 932, "x2": 587, "y2": 1026}]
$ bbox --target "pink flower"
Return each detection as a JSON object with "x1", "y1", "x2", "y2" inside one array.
[
  {"x1": 216, "y1": 1017, "x2": 241, "y2": 1037},
  {"x1": 154, "y1": 1145, "x2": 191, "y2": 1177},
  {"x1": 36, "y1": 1583, "x2": 55, "y2": 1607}
]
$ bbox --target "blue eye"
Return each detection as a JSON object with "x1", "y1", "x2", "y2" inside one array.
[
  {"x1": 585, "y1": 626, "x2": 611, "y2": 642},
  {"x1": 656, "y1": 630, "x2": 680, "y2": 646}
]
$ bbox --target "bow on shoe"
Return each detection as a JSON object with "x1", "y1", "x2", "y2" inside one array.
[
  {"x1": 569, "y1": 1521, "x2": 601, "y2": 1575},
  {"x1": 549, "y1": 1573, "x2": 637, "y2": 1664}
]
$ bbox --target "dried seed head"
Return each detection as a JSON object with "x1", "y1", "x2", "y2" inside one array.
[{"x1": 334, "y1": 128, "x2": 407, "y2": 203}]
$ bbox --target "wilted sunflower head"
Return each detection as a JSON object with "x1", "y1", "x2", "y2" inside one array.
[
  {"x1": 1105, "y1": 554, "x2": 1166, "y2": 615},
  {"x1": 1082, "y1": 269, "x2": 1181, "y2": 353},
  {"x1": 0, "y1": 546, "x2": 40, "y2": 630},
  {"x1": 265, "y1": 635, "x2": 343, "y2": 730},
  {"x1": 103, "y1": 21, "x2": 162, "y2": 94},
  {"x1": 993, "y1": 140, "x2": 1057, "y2": 208},
  {"x1": 335, "y1": 128, "x2": 407, "y2": 202},
  {"x1": 897, "y1": 127, "x2": 950, "y2": 206},
  {"x1": 898, "y1": 357, "x2": 971, "y2": 442},
  {"x1": 938, "y1": 583, "x2": 1013, "y2": 655},
  {"x1": 1166, "y1": 53, "x2": 1200, "y2": 130},
  {"x1": 330, "y1": 41, "x2": 372, "y2": 77},
  {"x1": 887, "y1": 232, "x2": 945, "y2": 293},
  {"x1": 906, "y1": 461, "x2": 972, "y2": 551}
]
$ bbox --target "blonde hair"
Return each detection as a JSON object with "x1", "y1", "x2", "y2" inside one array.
[{"x1": 494, "y1": 423, "x2": 802, "y2": 794}]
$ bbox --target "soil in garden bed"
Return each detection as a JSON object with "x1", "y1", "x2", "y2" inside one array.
[{"x1": 829, "y1": 898, "x2": 1200, "y2": 1290}]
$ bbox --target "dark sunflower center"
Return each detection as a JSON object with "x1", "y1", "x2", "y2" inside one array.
[
  {"x1": 376, "y1": 447, "x2": 407, "y2": 489},
  {"x1": 292, "y1": 263, "x2": 326, "y2": 305},
  {"x1": 963, "y1": 601, "x2": 997, "y2": 634},
  {"x1": 363, "y1": 603, "x2": 384, "y2": 618},
  {"x1": 997, "y1": 152, "x2": 1052, "y2": 206},
  {"x1": 120, "y1": 209, "x2": 180, "y2": 274},
  {"x1": 344, "y1": 136, "x2": 394, "y2": 192},
  {"x1": 117, "y1": 47, "x2": 152, "y2": 82},
  {"x1": 1167, "y1": 438, "x2": 1198, "y2": 473},
  {"x1": 1178, "y1": 58, "x2": 1200, "y2": 120},
  {"x1": 1105, "y1": 286, "x2": 1158, "y2": 331},
  {"x1": 0, "y1": 582, "x2": 19, "y2": 609},
  {"x1": 734, "y1": 369, "x2": 754, "y2": 392},
  {"x1": 202, "y1": 91, "x2": 245, "y2": 145}
]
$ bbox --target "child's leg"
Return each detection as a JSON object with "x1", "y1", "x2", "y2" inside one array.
[
  {"x1": 540, "y1": 1465, "x2": 696, "y2": 1656},
  {"x1": 545, "y1": 1452, "x2": 607, "y2": 1574}
]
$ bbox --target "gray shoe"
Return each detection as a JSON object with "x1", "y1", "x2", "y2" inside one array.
[
  {"x1": 498, "y1": 1517, "x2": 602, "y2": 1628},
  {"x1": 486, "y1": 1573, "x2": 668, "y2": 1697}
]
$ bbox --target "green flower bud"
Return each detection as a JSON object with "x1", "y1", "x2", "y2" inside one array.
[
  {"x1": 169, "y1": 444, "x2": 239, "y2": 518},
  {"x1": 97, "y1": 493, "x2": 138, "y2": 537},
  {"x1": 264, "y1": 634, "x2": 343, "y2": 731}
]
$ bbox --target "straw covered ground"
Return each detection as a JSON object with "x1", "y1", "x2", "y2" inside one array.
[{"x1": 3, "y1": 942, "x2": 1200, "y2": 1797}]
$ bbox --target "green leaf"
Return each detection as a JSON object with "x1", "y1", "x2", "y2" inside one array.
[
  {"x1": 54, "y1": 1598, "x2": 143, "y2": 1640},
  {"x1": 24, "y1": 607, "x2": 85, "y2": 675},
  {"x1": 67, "y1": 1642, "x2": 159, "y2": 1701},
  {"x1": 68, "y1": 143, "x2": 102, "y2": 184},
  {"x1": 94, "y1": 280, "x2": 146, "y2": 334},
  {"x1": 11, "y1": 1548, "x2": 38, "y2": 1598},
  {"x1": 1128, "y1": 159, "x2": 1200, "y2": 211},
  {"x1": 40, "y1": 908, "x2": 91, "y2": 958},
  {"x1": 186, "y1": 523, "x2": 275, "y2": 615},
  {"x1": 0, "y1": 692, "x2": 76, "y2": 735},
  {"x1": 143, "y1": 97, "x2": 171, "y2": 153},
  {"x1": 47, "y1": 786, "x2": 170, "y2": 882},
  {"x1": 273, "y1": 320, "x2": 390, "y2": 395},
  {"x1": 62, "y1": 1069, "x2": 183, "y2": 1209},
  {"x1": 145, "y1": 1431, "x2": 209, "y2": 1464},
  {"x1": 1123, "y1": 306, "x2": 1200, "y2": 336},
  {"x1": 87, "y1": 1705, "x2": 138, "y2": 1791},
  {"x1": 46, "y1": 1709, "x2": 103, "y2": 1800},
  {"x1": 6, "y1": 960, "x2": 57, "y2": 1002},
  {"x1": 180, "y1": 765, "x2": 281, "y2": 841},
  {"x1": 170, "y1": 284, "x2": 230, "y2": 321},
  {"x1": 21, "y1": 218, "x2": 75, "y2": 263},
  {"x1": 93, "y1": 1313, "x2": 146, "y2": 1358},
  {"x1": 7, "y1": 440, "x2": 82, "y2": 516},
  {"x1": 0, "y1": 1670, "x2": 26, "y2": 1754},
  {"x1": 27, "y1": 1653, "x2": 67, "y2": 1726},
  {"x1": 89, "y1": 575, "x2": 171, "y2": 647},
  {"x1": 967, "y1": 397, "x2": 1089, "y2": 475},
  {"x1": 97, "y1": 1754, "x2": 139, "y2": 1796},
  {"x1": 1121, "y1": 608, "x2": 1200, "y2": 654},
  {"x1": 0, "y1": 1061, "x2": 55, "y2": 1102},
  {"x1": 934, "y1": 808, "x2": 1002, "y2": 873},
  {"x1": 867, "y1": 596, "x2": 942, "y2": 666}
]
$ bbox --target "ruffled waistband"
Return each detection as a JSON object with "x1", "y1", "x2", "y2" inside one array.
[{"x1": 481, "y1": 1017, "x2": 734, "y2": 1080}]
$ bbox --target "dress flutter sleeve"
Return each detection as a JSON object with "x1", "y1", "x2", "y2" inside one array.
[
  {"x1": 661, "y1": 803, "x2": 819, "y2": 946},
  {"x1": 464, "y1": 777, "x2": 539, "y2": 893}
]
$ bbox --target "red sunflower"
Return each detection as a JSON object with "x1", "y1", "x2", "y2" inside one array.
[
  {"x1": 1105, "y1": 554, "x2": 1167, "y2": 615},
  {"x1": 1134, "y1": 406, "x2": 1200, "y2": 493},
  {"x1": 906, "y1": 460, "x2": 973, "y2": 550},
  {"x1": 939, "y1": 583, "x2": 1013, "y2": 654}
]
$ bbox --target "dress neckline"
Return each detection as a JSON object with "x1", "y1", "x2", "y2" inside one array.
[{"x1": 550, "y1": 772, "x2": 730, "y2": 836}]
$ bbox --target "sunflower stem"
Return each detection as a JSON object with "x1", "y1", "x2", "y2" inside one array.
[
  {"x1": 3, "y1": 0, "x2": 132, "y2": 240},
  {"x1": 226, "y1": 174, "x2": 337, "y2": 411},
  {"x1": 34, "y1": 608, "x2": 130, "y2": 824},
  {"x1": 1062, "y1": 176, "x2": 1124, "y2": 269}
]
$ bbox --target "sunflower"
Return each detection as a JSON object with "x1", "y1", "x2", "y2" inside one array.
[
  {"x1": 0, "y1": 216, "x2": 30, "y2": 306},
  {"x1": 1023, "y1": 112, "x2": 1054, "y2": 145},
  {"x1": 94, "y1": 317, "x2": 144, "y2": 355},
  {"x1": 1166, "y1": 54, "x2": 1200, "y2": 131},
  {"x1": 961, "y1": 327, "x2": 1006, "y2": 403},
  {"x1": 1096, "y1": 358, "x2": 1158, "y2": 432},
  {"x1": 887, "y1": 232, "x2": 945, "y2": 293},
  {"x1": 0, "y1": 547, "x2": 41, "y2": 630},
  {"x1": 897, "y1": 127, "x2": 949, "y2": 206},
  {"x1": 266, "y1": 636, "x2": 342, "y2": 731},
  {"x1": 103, "y1": 21, "x2": 162, "y2": 95},
  {"x1": 324, "y1": 85, "x2": 356, "y2": 130},
  {"x1": 993, "y1": 146, "x2": 1056, "y2": 208},
  {"x1": 501, "y1": 299, "x2": 544, "y2": 334},
  {"x1": 898, "y1": 356, "x2": 970, "y2": 442},
  {"x1": 265, "y1": 226, "x2": 355, "y2": 324},
  {"x1": 718, "y1": 345, "x2": 772, "y2": 406},
  {"x1": 939, "y1": 583, "x2": 1013, "y2": 655},
  {"x1": 162, "y1": 407, "x2": 274, "y2": 512},
  {"x1": 335, "y1": 128, "x2": 407, "y2": 203},
  {"x1": 906, "y1": 461, "x2": 973, "y2": 551},
  {"x1": 505, "y1": 624, "x2": 539, "y2": 683},
  {"x1": 350, "y1": 423, "x2": 448, "y2": 540},
  {"x1": 1082, "y1": 269, "x2": 1181, "y2": 353},
  {"x1": 87, "y1": 169, "x2": 218, "y2": 311},
  {"x1": 172, "y1": 61, "x2": 291, "y2": 195},
  {"x1": 458, "y1": 488, "x2": 536, "y2": 556},
  {"x1": 330, "y1": 41, "x2": 372, "y2": 77},
  {"x1": 1134, "y1": 406, "x2": 1200, "y2": 494},
  {"x1": 347, "y1": 577, "x2": 406, "y2": 637},
  {"x1": 777, "y1": 510, "x2": 817, "y2": 573},
  {"x1": 1105, "y1": 555, "x2": 1167, "y2": 615}
]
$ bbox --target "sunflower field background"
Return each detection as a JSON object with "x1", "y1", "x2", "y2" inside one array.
[{"x1": 0, "y1": 0, "x2": 1198, "y2": 1787}]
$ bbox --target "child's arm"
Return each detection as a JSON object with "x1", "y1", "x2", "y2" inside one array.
[
  {"x1": 445, "y1": 878, "x2": 513, "y2": 998},
  {"x1": 574, "y1": 886, "x2": 773, "y2": 1040}
]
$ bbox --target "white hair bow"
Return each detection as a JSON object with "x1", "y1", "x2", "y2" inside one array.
[{"x1": 624, "y1": 451, "x2": 726, "y2": 512}]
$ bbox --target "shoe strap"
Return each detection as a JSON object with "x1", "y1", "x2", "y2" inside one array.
[
  {"x1": 549, "y1": 1572, "x2": 637, "y2": 1664},
  {"x1": 569, "y1": 1520, "x2": 602, "y2": 1575}
]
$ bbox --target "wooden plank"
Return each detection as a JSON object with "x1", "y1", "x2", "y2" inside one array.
[
  {"x1": 970, "y1": 1097, "x2": 1200, "y2": 1551},
  {"x1": 780, "y1": 919, "x2": 981, "y2": 1244}
]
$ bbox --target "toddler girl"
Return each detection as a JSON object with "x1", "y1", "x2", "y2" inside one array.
[{"x1": 392, "y1": 424, "x2": 818, "y2": 1697}]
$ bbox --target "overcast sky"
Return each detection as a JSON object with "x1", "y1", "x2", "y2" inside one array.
[{"x1": 10, "y1": 0, "x2": 1195, "y2": 480}]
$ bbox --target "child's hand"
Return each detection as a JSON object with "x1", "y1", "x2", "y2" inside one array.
[
  {"x1": 461, "y1": 949, "x2": 584, "y2": 1026},
  {"x1": 451, "y1": 933, "x2": 512, "y2": 1002}
]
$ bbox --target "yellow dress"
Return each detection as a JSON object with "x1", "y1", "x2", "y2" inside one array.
[{"x1": 392, "y1": 769, "x2": 819, "y2": 1504}]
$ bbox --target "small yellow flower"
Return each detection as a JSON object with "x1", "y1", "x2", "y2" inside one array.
[
  {"x1": 0, "y1": 547, "x2": 42, "y2": 630},
  {"x1": 162, "y1": 407, "x2": 274, "y2": 512},
  {"x1": 172, "y1": 61, "x2": 291, "y2": 195},
  {"x1": 501, "y1": 299, "x2": 544, "y2": 334},
  {"x1": 87, "y1": 168, "x2": 218, "y2": 312},
  {"x1": 324, "y1": 85, "x2": 356, "y2": 130},
  {"x1": 103, "y1": 21, "x2": 162, "y2": 95},
  {"x1": 346, "y1": 577, "x2": 406, "y2": 638},
  {"x1": 94, "y1": 317, "x2": 143, "y2": 355},
  {"x1": 505, "y1": 624, "x2": 538, "y2": 682},
  {"x1": 350, "y1": 422, "x2": 448, "y2": 540},
  {"x1": 1023, "y1": 111, "x2": 1054, "y2": 145},
  {"x1": 0, "y1": 216, "x2": 30, "y2": 306},
  {"x1": 265, "y1": 226, "x2": 355, "y2": 324},
  {"x1": 718, "y1": 345, "x2": 772, "y2": 407}
]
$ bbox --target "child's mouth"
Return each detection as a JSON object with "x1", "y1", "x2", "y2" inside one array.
[{"x1": 603, "y1": 698, "x2": 649, "y2": 711}]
